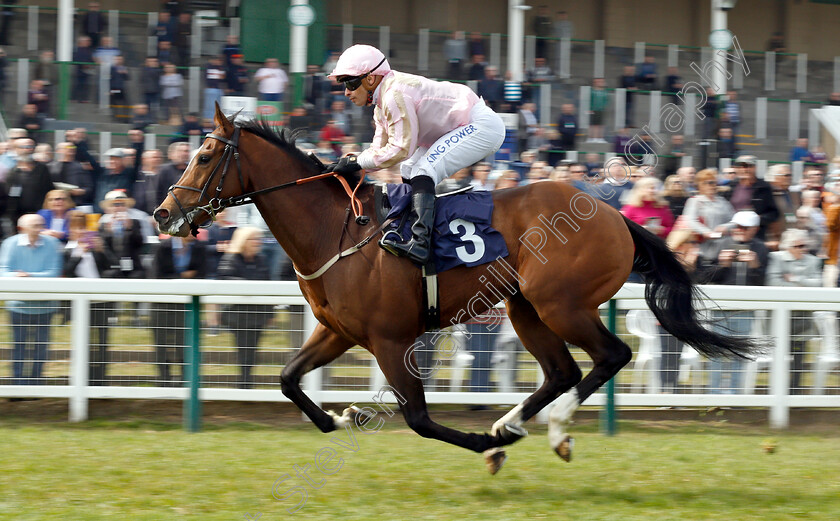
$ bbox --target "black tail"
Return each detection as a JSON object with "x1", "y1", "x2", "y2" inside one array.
[{"x1": 623, "y1": 216, "x2": 755, "y2": 359}]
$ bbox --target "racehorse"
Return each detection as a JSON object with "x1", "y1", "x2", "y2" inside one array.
[{"x1": 154, "y1": 105, "x2": 754, "y2": 474}]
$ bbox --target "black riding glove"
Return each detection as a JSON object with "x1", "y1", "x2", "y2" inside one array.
[{"x1": 331, "y1": 155, "x2": 362, "y2": 175}]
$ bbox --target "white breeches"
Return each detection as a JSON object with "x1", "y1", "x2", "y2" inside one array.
[{"x1": 400, "y1": 101, "x2": 506, "y2": 184}]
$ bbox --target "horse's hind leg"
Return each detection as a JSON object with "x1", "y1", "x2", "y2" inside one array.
[
  {"x1": 280, "y1": 323, "x2": 355, "y2": 433},
  {"x1": 539, "y1": 307, "x2": 632, "y2": 460},
  {"x1": 484, "y1": 293, "x2": 583, "y2": 463}
]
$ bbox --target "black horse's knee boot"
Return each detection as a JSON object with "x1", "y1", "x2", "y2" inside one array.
[{"x1": 380, "y1": 177, "x2": 436, "y2": 264}]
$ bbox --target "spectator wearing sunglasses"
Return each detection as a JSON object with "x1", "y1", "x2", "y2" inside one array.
[
  {"x1": 325, "y1": 44, "x2": 505, "y2": 265},
  {"x1": 724, "y1": 155, "x2": 779, "y2": 240},
  {"x1": 767, "y1": 228, "x2": 822, "y2": 394}
]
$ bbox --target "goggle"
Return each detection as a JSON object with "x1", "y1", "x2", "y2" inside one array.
[{"x1": 339, "y1": 56, "x2": 386, "y2": 92}]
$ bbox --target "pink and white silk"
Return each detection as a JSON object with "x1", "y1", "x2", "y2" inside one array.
[{"x1": 357, "y1": 71, "x2": 479, "y2": 171}]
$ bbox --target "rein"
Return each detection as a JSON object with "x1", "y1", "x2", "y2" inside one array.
[
  {"x1": 168, "y1": 128, "x2": 388, "y2": 280},
  {"x1": 168, "y1": 129, "x2": 367, "y2": 236}
]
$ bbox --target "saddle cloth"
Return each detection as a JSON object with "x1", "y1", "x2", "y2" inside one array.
[{"x1": 381, "y1": 183, "x2": 509, "y2": 273}]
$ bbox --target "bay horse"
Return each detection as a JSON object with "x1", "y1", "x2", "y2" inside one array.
[{"x1": 154, "y1": 104, "x2": 753, "y2": 473}]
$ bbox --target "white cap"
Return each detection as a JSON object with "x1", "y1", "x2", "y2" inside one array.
[{"x1": 731, "y1": 210, "x2": 760, "y2": 228}]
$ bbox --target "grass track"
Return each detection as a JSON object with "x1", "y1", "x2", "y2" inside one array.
[{"x1": 1, "y1": 413, "x2": 839, "y2": 521}]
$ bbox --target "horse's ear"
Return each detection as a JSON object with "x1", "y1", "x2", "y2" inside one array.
[{"x1": 214, "y1": 102, "x2": 233, "y2": 133}]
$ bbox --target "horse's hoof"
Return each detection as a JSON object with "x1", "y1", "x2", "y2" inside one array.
[
  {"x1": 498, "y1": 422, "x2": 527, "y2": 444},
  {"x1": 554, "y1": 435, "x2": 574, "y2": 462},
  {"x1": 343, "y1": 405, "x2": 375, "y2": 426},
  {"x1": 484, "y1": 448, "x2": 507, "y2": 475}
]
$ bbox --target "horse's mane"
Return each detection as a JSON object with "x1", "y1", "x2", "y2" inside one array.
[{"x1": 234, "y1": 116, "x2": 367, "y2": 186}]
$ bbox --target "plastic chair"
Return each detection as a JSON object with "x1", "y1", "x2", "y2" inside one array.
[
  {"x1": 812, "y1": 311, "x2": 840, "y2": 394},
  {"x1": 626, "y1": 309, "x2": 661, "y2": 393},
  {"x1": 677, "y1": 344, "x2": 703, "y2": 390},
  {"x1": 742, "y1": 309, "x2": 773, "y2": 394}
]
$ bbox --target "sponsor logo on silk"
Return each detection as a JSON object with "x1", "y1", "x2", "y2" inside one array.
[{"x1": 428, "y1": 124, "x2": 478, "y2": 164}]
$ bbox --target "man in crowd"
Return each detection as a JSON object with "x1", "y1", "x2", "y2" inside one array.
[{"x1": 724, "y1": 155, "x2": 779, "y2": 240}]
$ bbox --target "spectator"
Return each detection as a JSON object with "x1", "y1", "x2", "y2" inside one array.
[
  {"x1": 717, "y1": 127, "x2": 738, "y2": 160},
  {"x1": 527, "y1": 56, "x2": 554, "y2": 84},
  {"x1": 681, "y1": 168, "x2": 735, "y2": 261},
  {"x1": 443, "y1": 30, "x2": 468, "y2": 81},
  {"x1": 767, "y1": 228, "x2": 822, "y2": 394},
  {"x1": 767, "y1": 163, "x2": 798, "y2": 251},
  {"x1": 468, "y1": 32, "x2": 486, "y2": 61},
  {"x1": 62, "y1": 211, "x2": 115, "y2": 385},
  {"x1": 621, "y1": 176, "x2": 675, "y2": 239},
  {"x1": 799, "y1": 189, "x2": 827, "y2": 246},
  {"x1": 173, "y1": 12, "x2": 192, "y2": 67},
  {"x1": 34, "y1": 50, "x2": 57, "y2": 107},
  {"x1": 588, "y1": 77, "x2": 608, "y2": 143},
  {"x1": 568, "y1": 162, "x2": 598, "y2": 195},
  {"x1": 0, "y1": 47, "x2": 7, "y2": 94},
  {"x1": 618, "y1": 65, "x2": 637, "y2": 127},
  {"x1": 494, "y1": 170, "x2": 520, "y2": 190},
  {"x1": 701, "y1": 86, "x2": 719, "y2": 140},
  {"x1": 173, "y1": 112, "x2": 203, "y2": 143},
  {"x1": 725, "y1": 155, "x2": 779, "y2": 240},
  {"x1": 203, "y1": 55, "x2": 226, "y2": 120},
  {"x1": 254, "y1": 58, "x2": 288, "y2": 103},
  {"x1": 93, "y1": 35, "x2": 120, "y2": 68},
  {"x1": 160, "y1": 63, "x2": 184, "y2": 125},
  {"x1": 302, "y1": 64, "x2": 327, "y2": 120},
  {"x1": 157, "y1": 39, "x2": 174, "y2": 66},
  {"x1": 676, "y1": 166, "x2": 697, "y2": 196},
  {"x1": 550, "y1": 164, "x2": 570, "y2": 183},
  {"x1": 478, "y1": 66, "x2": 504, "y2": 112},
  {"x1": 470, "y1": 162, "x2": 494, "y2": 191},
  {"x1": 319, "y1": 120, "x2": 345, "y2": 157},
  {"x1": 723, "y1": 90, "x2": 741, "y2": 137},
  {"x1": 5, "y1": 139, "x2": 53, "y2": 224},
  {"x1": 0, "y1": 213, "x2": 62, "y2": 387},
  {"x1": 827, "y1": 92, "x2": 840, "y2": 107},
  {"x1": 78, "y1": 1, "x2": 106, "y2": 48},
  {"x1": 766, "y1": 31, "x2": 786, "y2": 64},
  {"x1": 17, "y1": 104, "x2": 42, "y2": 141},
  {"x1": 790, "y1": 137, "x2": 810, "y2": 163},
  {"x1": 98, "y1": 191, "x2": 145, "y2": 279},
  {"x1": 467, "y1": 54, "x2": 486, "y2": 81},
  {"x1": 130, "y1": 104, "x2": 154, "y2": 133},
  {"x1": 466, "y1": 309, "x2": 498, "y2": 398},
  {"x1": 662, "y1": 175, "x2": 689, "y2": 217},
  {"x1": 503, "y1": 70, "x2": 522, "y2": 112},
  {"x1": 217, "y1": 227, "x2": 274, "y2": 389},
  {"x1": 141, "y1": 57, "x2": 162, "y2": 121},
  {"x1": 662, "y1": 134, "x2": 687, "y2": 179},
  {"x1": 109, "y1": 55, "x2": 130, "y2": 121},
  {"x1": 636, "y1": 55, "x2": 658, "y2": 91},
  {"x1": 524, "y1": 160, "x2": 551, "y2": 184},
  {"x1": 329, "y1": 99, "x2": 353, "y2": 137},
  {"x1": 151, "y1": 10, "x2": 175, "y2": 43},
  {"x1": 132, "y1": 149, "x2": 163, "y2": 215},
  {"x1": 532, "y1": 5, "x2": 553, "y2": 59},
  {"x1": 156, "y1": 142, "x2": 191, "y2": 207},
  {"x1": 150, "y1": 233, "x2": 206, "y2": 386},
  {"x1": 556, "y1": 103, "x2": 577, "y2": 152},
  {"x1": 808, "y1": 145, "x2": 828, "y2": 166},
  {"x1": 660, "y1": 228, "x2": 704, "y2": 392},
  {"x1": 27, "y1": 80, "x2": 50, "y2": 118},
  {"x1": 72, "y1": 36, "x2": 95, "y2": 103},
  {"x1": 0, "y1": 1, "x2": 15, "y2": 46},
  {"x1": 553, "y1": 10, "x2": 573, "y2": 43},
  {"x1": 221, "y1": 34, "x2": 241, "y2": 68},
  {"x1": 37, "y1": 189, "x2": 73, "y2": 243},
  {"x1": 663, "y1": 66, "x2": 683, "y2": 98},
  {"x1": 50, "y1": 142, "x2": 92, "y2": 209},
  {"x1": 517, "y1": 102, "x2": 539, "y2": 154},
  {"x1": 702, "y1": 210, "x2": 768, "y2": 393},
  {"x1": 93, "y1": 149, "x2": 135, "y2": 211},
  {"x1": 226, "y1": 54, "x2": 249, "y2": 96}
]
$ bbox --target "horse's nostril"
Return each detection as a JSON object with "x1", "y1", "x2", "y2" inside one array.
[{"x1": 154, "y1": 208, "x2": 170, "y2": 223}]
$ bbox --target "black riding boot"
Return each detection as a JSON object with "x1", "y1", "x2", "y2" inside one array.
[{"x1": 380, "y1": 177, "x2": 436, "y2": 264}]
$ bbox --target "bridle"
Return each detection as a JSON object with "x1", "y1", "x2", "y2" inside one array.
[{"x1": 167, "y1": 126, "x2": 369, "y2": 237}]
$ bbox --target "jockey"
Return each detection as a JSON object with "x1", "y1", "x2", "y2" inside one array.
[{"x1": 327, "y1": 44, "x2": 506, "y2": 265}]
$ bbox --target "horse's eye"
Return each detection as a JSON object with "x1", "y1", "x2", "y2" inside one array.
[{"x1": 198, "y1": 154, "x2": 211, "y2": 164}]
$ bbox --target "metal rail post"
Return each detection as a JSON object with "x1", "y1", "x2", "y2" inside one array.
[
  {"x1": 184, "y1": 295, "x2": 202, "y2": 432},
  {"x1": 600, "y1": 299, "x2": 617, "y2": 436}
]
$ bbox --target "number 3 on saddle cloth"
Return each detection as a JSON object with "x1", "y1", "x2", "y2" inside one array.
[{"x1": 381, "y1": 184, "x2": 509, "y2": 272}]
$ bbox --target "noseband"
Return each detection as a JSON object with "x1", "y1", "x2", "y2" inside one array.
[{"x1": 168, "y1": 128, "x2": 245, "y2": 236}]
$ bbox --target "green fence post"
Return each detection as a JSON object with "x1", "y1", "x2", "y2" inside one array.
[
  {"x1": 57, "y1": 62, "x2": 70, "y2": 120},
  {"x1": 184, "y1": 295, "x2": 202, "y2": 432},
  {"x1": 600, "y1": 298, "x2": 617, "y2": 436}
]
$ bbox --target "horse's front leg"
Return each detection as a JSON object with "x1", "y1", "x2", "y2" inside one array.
[
  {"x1": 280, "y1": 323, "x2": 354, "y2": 433},
  {"x1": 370, "y1": 337, "x2": 521, "y2": 461}
]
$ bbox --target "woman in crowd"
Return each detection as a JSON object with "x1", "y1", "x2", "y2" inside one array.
[
  {"x1": 681, "y1": 168, "x2": 735, "y2": 260},
  {"x1": 620, "y1": 176, "x2": 675, "y2": 239},
  {"x1": 62, "y1": 211, "x2": 116, "y2": 385},
  {"x1": 160, "y1": 62, "x2": 184, "y2": 126},
  {"x1": 767, "y1": 228, "x2": 823, "y2": 394},
  {"x1": 662, "y1": 174, "x2": 689, "y2": 218},
  {"x1": 217, "y1": 227, "x2": 274, "y2": 389},
  {"x1": 38, "y1": 189, "x2": 74, "y2": 243}
]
